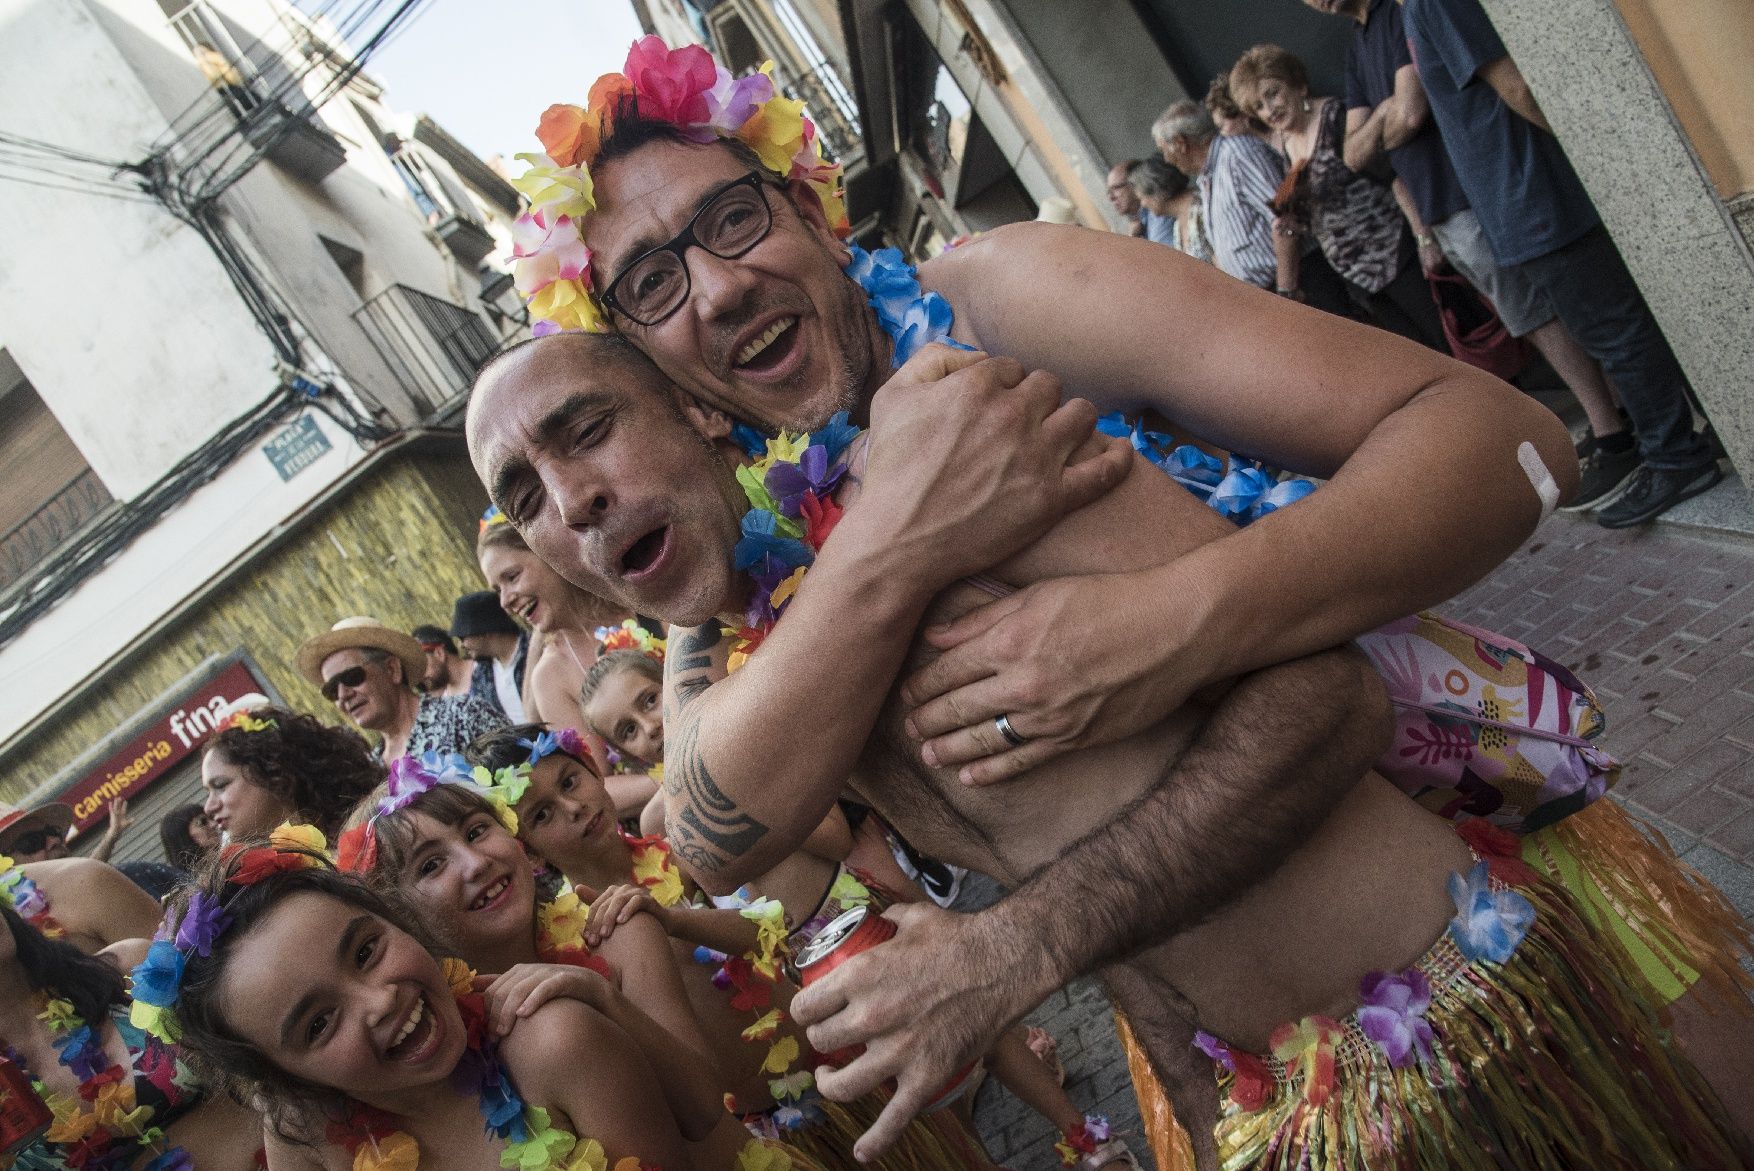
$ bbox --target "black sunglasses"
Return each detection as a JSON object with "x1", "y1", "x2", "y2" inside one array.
[
  {"x1": 7, "y1": 828, "x2": 54, "y2": 855},
  {"x1": 321, "y1": 664, "x2": 371, "y2": 701}
]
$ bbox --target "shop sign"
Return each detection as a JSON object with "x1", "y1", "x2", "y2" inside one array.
[{"x1": 55, "y1": 659, "x2": 269, "y2": 837}]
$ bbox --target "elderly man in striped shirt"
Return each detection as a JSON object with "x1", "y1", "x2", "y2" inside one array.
[{"x1": 1154, "y1": 100, "x2": 1285, "y2": 291}]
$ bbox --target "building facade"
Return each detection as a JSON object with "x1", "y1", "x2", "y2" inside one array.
[{"x1": 0, "y1": 0, "x2": 516, "y2": 854}]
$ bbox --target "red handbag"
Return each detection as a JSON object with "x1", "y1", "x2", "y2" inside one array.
[{"x1": 1429, "y1": 269, "x2": 1530, "y2": 381}]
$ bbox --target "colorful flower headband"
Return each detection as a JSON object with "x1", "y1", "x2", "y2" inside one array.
[
  {"x1": 480, "y1": 504, "x2": 509, "y2": 534},
  {"x1": 215, "y1": 709, "x2": 276, "y2": 735},
  {"x1": 336, "y1": 752, "x2": 523, "y2": 873},
  {"x1": 593, "y1": 619, "x2": 665, "y2": 661},
  {"x1": 513, "y1": 35, "x2": 848, "y2": 336},
  {"x1": 130, "y1": 825, "x2": 328, "y2": 1041}
]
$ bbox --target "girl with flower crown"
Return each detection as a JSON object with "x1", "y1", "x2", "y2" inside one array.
[
  {"x1": 143, "y1": 835, "x2": 705, "y2": 1170},
  {"x1": 461, "y1": 726, "x2": 1018, "y2": 1171},
  {"x1": 0, "y1": 902, "x2": 262, "y2": 1170},
  {"x1": 334, "y1": 754, "x2": 809, "y2": 1168}
]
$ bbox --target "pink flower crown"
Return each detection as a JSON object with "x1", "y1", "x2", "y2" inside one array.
[{"x1": 513, "y1": 36, "x2": 849, "y2": 336}]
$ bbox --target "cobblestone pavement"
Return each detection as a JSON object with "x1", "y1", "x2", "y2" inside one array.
[{"x1": 966, "y1": 508, "x2": 1754, "y2": 1169}]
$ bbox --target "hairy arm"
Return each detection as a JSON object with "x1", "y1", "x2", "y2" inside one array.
[
  {"x1": 660, "y1": 350, "x2": 1129, "y2": 890},
  {"x1": 1479, "y1": 55, "x2": 1551, "y2": 132},
  {"x1": 1344, "y1": 64, "x2": 1431, "y2": 171}
]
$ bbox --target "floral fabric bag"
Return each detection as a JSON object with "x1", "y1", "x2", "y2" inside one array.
[{"x1": 1357, "y1": 611, "x2": 1620, "y2": 834}]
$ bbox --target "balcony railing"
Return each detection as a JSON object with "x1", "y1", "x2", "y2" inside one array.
[
  {"x1": 353, "y1": 285, "x2": 499, "y2": 420},
  {"x1": 164, "y1": 1, "x2": 348, "y2": 187},
  {"x1": 0, "y1": 469, "x2": 113, "y2": 594},
  {"x1": 782, "y1": 63, "x2": 862, "y2": 164},
  {"x1": 389, "y1": 146, "x2": 497, "y2": 266}
]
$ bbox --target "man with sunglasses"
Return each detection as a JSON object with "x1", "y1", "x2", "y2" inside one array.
[
  {"x1": 295, "y1": 616, "x2": 505, "y2": 759},
  {"x1": 0, "y1": 802, "x2": 73, "y2": 863}
]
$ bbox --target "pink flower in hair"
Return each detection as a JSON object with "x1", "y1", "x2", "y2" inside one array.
[
  {"x1": 511, "y1": 209, "x2": 591, "y2": 296},
  {"x1": 624, "y1": 36, "x2": 717, "y2": 126}
]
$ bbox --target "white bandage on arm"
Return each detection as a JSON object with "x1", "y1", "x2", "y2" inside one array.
[{"x1": 1517, "y1": 440, "x2": 1561, "y2": 521}]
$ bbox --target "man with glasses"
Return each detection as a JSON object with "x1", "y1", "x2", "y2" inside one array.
[
  {"x1": 295, "y1": 616, "x2": 505, "y2": 759},
  {"x1": 491, "y1": 69, "x2": 1579, "y2": 1156}
]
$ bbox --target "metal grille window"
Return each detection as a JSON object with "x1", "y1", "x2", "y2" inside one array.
[{"x1": 353, "y1": 285, "x2": 499, "y2": 419}]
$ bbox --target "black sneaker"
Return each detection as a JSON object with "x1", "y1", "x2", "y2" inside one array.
[
  {"x1": 1560, "y1": 445, "x2": 1640, "y2": 512},
  {"x1": 1596, "y1": 462, "x2": 1723, "y2": 528}
]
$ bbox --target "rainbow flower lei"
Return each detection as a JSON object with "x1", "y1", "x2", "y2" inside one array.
[
  {"x1": 338, "y1": 753, "x2": 523, "y2": 873},
  {"x1": 594, "y1": 619, "x2": 665, "y2": 661},
  {"x1": 7, "y1": 994, "x2": 193, "y2": 1170},
  {"x1": 0, "y1": 853, "x2": 61, "y2": 939},
  {"x1": 514, "y1": 36, "x2": 848, "y2": 336},
  {"x1": 723, "y1": 412, "x2": 858, "y2": 672}
]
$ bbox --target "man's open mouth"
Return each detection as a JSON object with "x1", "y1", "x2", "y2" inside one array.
[
  {"x1": 733, "y1": 316, "x2": 799, "y2": 373},
  {"x1": 621, "y1": 526, "x2": 670, "y2": 579}
]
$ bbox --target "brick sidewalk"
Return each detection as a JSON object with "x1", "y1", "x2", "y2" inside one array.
[
  {"x1": 968, "y1": 509, "x2": 1754, "y2": 1168},
  {"x1": 1443, "y1": 510, "x2": 1754, "y2": 915}
]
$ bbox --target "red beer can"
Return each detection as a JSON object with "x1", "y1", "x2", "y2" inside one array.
[
  {"x1": 0, "y1": 1056, "x2": 51, "y2": 1157},
  {"x1": 789, "y1": 906, "x2": 981, "y2": 1112}
]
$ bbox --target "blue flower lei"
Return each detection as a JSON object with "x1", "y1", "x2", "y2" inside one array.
[{"x1": 733, "y1": 245, "x2": 1319, "y2": 529}]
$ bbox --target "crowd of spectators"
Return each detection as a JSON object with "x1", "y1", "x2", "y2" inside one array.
[{"x1": 1110, "y1": 0, "x2": 1721, "y2": 528}]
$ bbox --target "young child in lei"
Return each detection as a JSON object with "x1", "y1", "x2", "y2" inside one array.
[
  {"x1": 334, "y1": 753, "x2": 804, "y2": 1169},
  {"x1": 145, "y1": 829, "x2": 703, "y2": 1171},
  {"x1": 474, "y1": 725, "x2": 1113, "y2": 1170}
]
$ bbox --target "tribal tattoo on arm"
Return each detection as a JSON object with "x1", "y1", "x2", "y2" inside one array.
[{"x1": 662, "y1": 622, "x2": 769, "y2": 875}]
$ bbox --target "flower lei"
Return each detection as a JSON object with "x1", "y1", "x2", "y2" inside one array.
[
  {"x1": 1053, "y1": 1115, "x2": 1113, "y2": 1167},
  {"x1": 622, "y1": 834, "x2": 813, "y2": 1124},
  {"x1": 593, "y1": 619, "x2": 665, "y2": 661},
  {"x1": 1096, "y1": 413, "x2": 1318, "y2": 527},
  {"x1": 3, "y1": 994, "x2": 193, "y2": 1170},
  {"x1": 0, "y1": 853, "x2": 63, "y2": 939},
  {"x1": 722, "y1": 412, "x2": 858, "y2": 673},
  {"x1": 514, "y1": 36, "x2": 847, "y2": 336},
  {"x1": 1192, "y1": 858, "x2": 1537, "y2": 1095},
  {"x1": 327, "y1": 960, "x2": 622, "y2": 1171},
  {"x1": 533, "y1": 889, "x2": 613, "y2": 982},
  {"x1": 215, "y1": 709, "x2": 276, "y2": 735}
]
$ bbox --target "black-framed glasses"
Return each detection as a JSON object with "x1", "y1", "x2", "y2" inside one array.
[
  {"x1": 601, "y1": 173, "x2": 774, "y2": 326},
  {"x1": 321, "y1": 665, "x2": 370, "y2": 701}
]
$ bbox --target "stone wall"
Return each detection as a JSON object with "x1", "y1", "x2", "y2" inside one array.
[{"x1": 1, "y1": 451, "x2": 489, "y2": 802}]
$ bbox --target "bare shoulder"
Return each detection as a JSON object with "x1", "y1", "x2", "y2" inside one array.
[
  {"x1": 27, "y1": 857, "x2": 157, "y2": 912},
  {"x1": 498, "y1": 997, "x2": 619, "y2": 1094}
]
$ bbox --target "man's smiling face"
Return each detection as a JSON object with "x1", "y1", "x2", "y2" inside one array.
[{"x1": 583, "y1": 134, "x2": 875, "y2": 432}]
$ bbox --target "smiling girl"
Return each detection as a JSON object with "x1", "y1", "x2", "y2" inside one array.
[
  {"x1": 153, "y1": 835, "x2": 702, "y2": 1170},
  {"x1": 334, "y1": 753, "x2": 812, "y2": 1167}
]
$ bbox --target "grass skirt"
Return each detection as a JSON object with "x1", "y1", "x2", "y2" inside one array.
[
  {"x1": 748, "y1": 1090, "x2": 1000, "y2": 1171},
  {"x1": 1117, "y1": 815, "x2": 1753, "y2": 1170}
]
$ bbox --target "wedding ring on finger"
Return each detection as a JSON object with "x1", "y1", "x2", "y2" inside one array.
[{"x1": 993, "y1": 713, "x2": 1028, "y2": 749}]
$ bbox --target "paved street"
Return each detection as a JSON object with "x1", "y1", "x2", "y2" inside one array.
[{"x1": 966, "y1": 506, "x2": 1754, "y2": 1169}]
